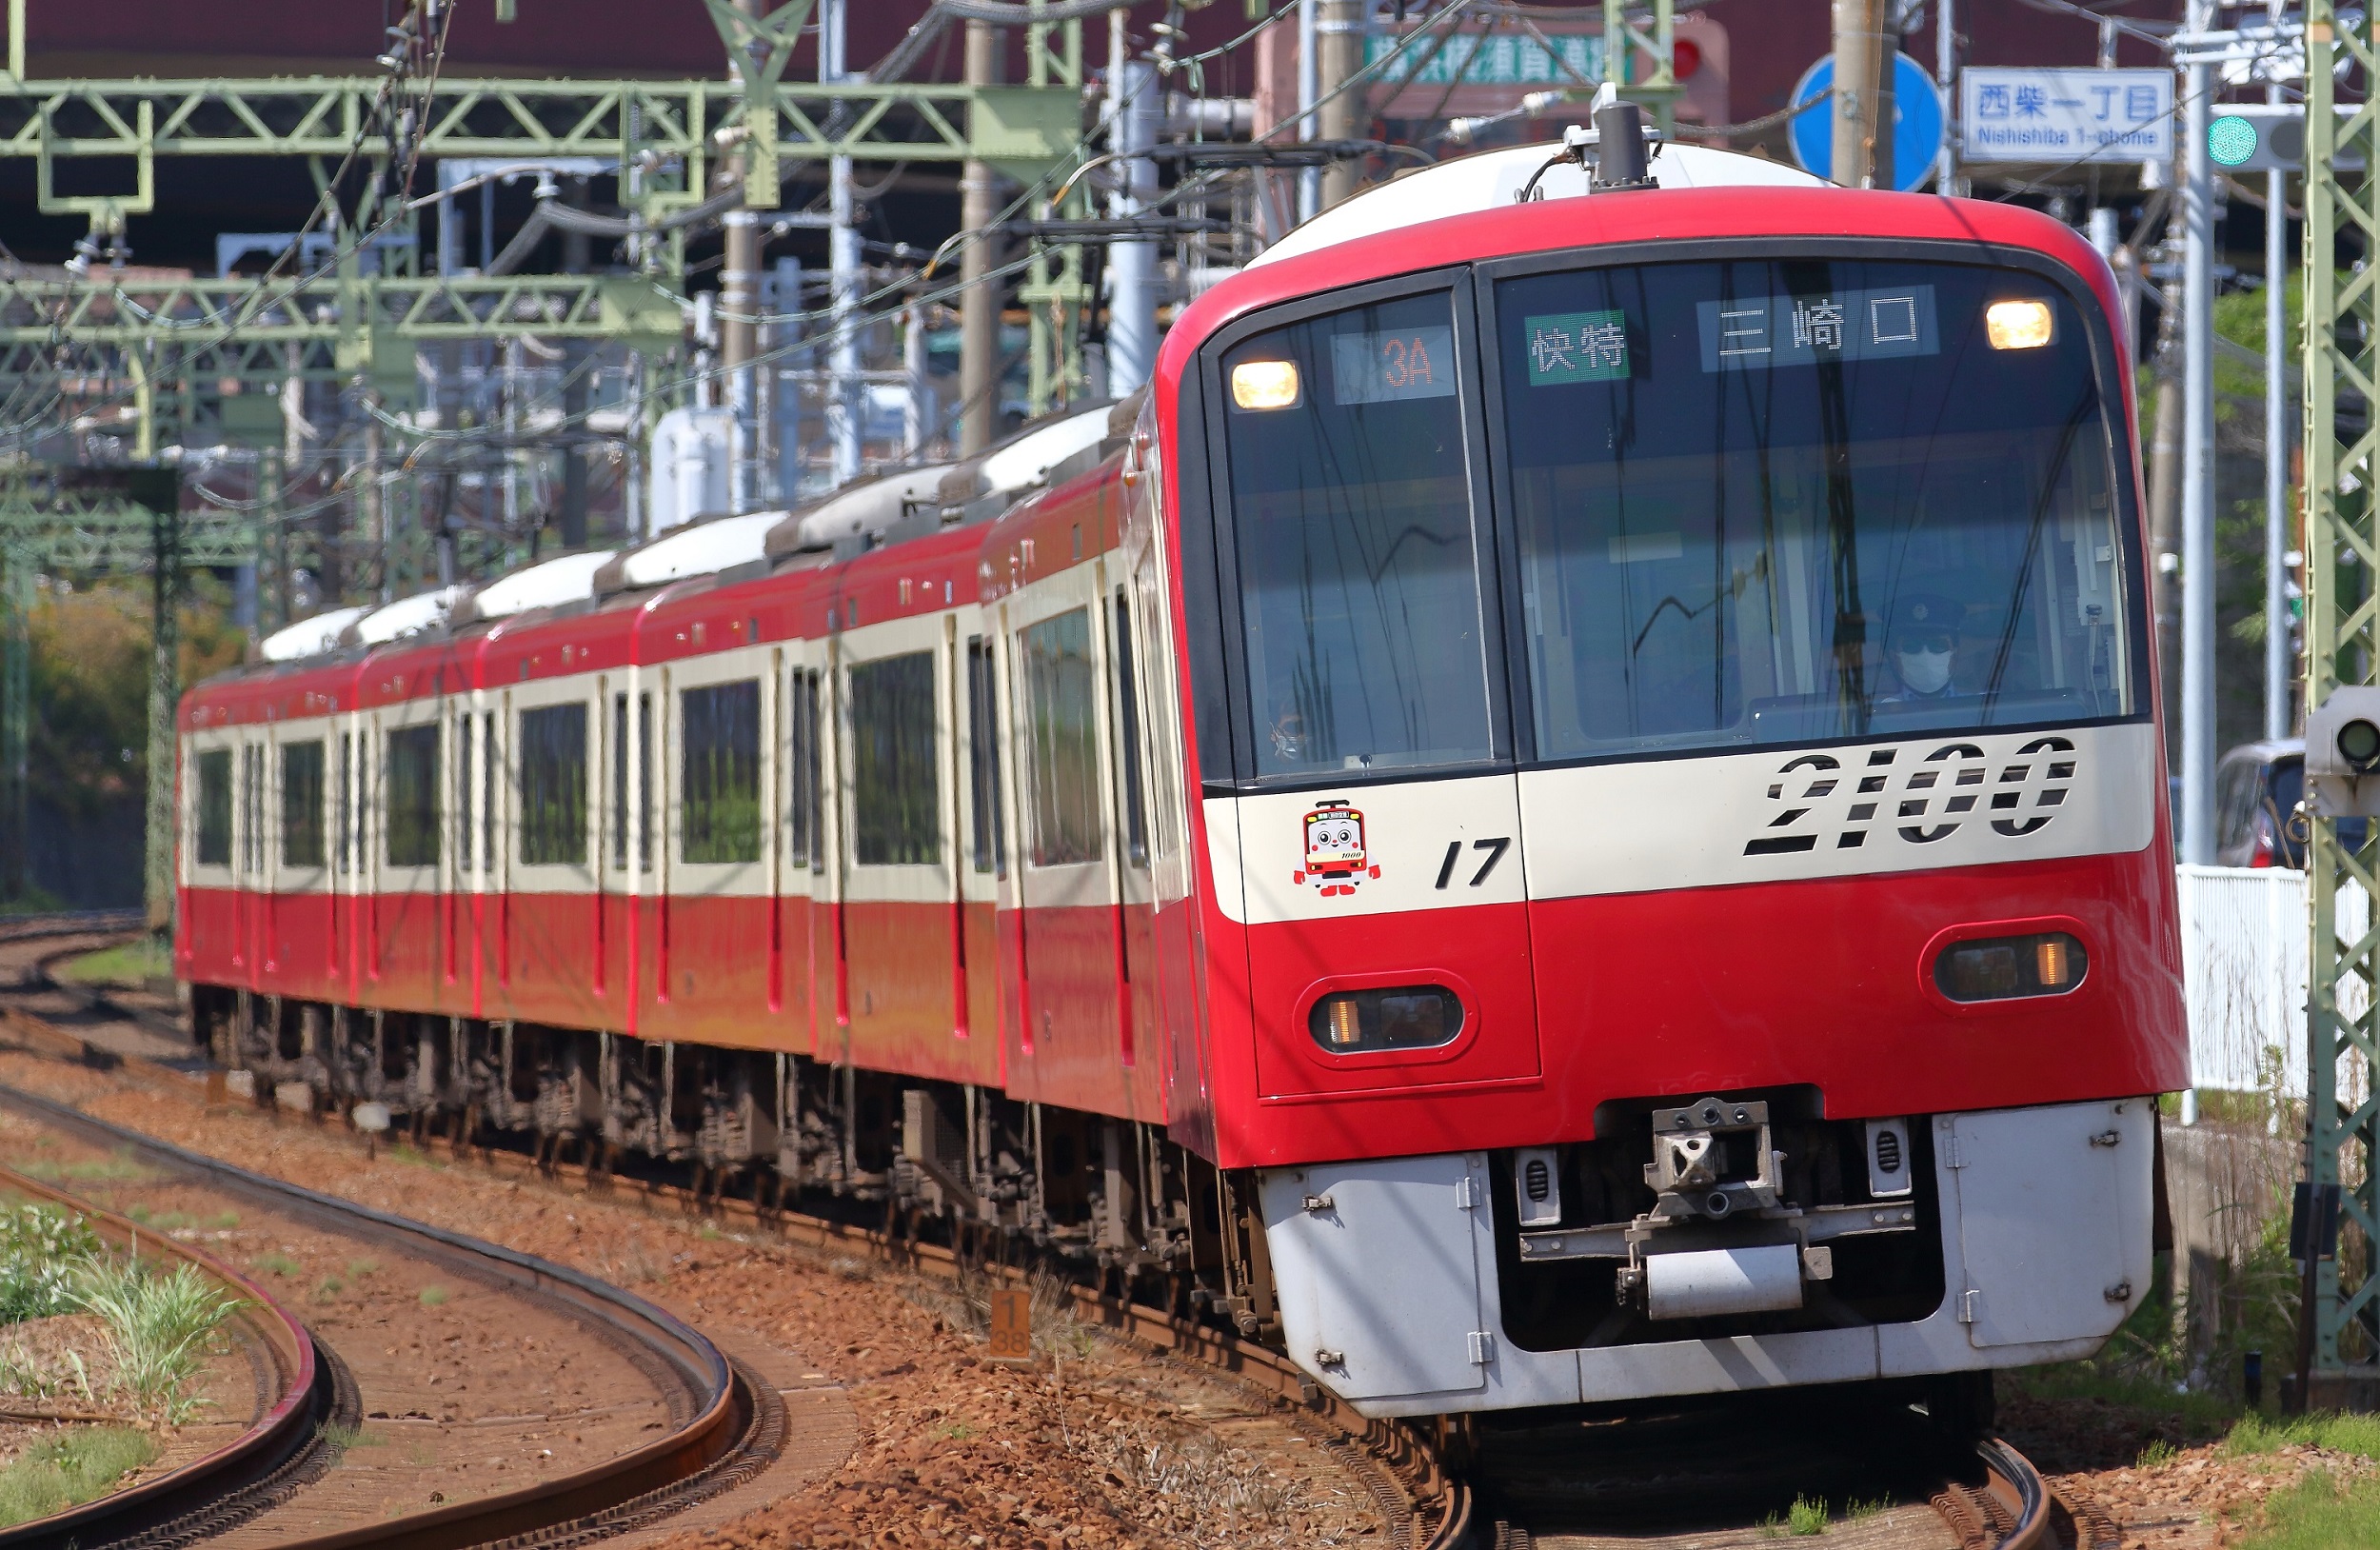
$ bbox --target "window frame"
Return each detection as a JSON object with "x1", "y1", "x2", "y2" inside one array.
[
  {"x1": 190, "y1": 740, "x2": 234, "y2": 875},
  {"x1": 1190, "y1": 265, "x2": 1511, "y2": 794},
  {"x1": 518, "y1": 698, "x2": 593, "y2": 869},
  {"x1": 845, "y1": 645, "x2": 943, "y2": 870},
  {"x1": 507, "y1": 677, "x2": 594, "y2": 890},
  {"x1": 279, "y1": 735, "x2": 328, "y2": 875},
  {"x1": 380, "y1": 715, "x2": 444, "y2": 876},
  {"x1": 1470, "y1": 234, "x2": 2152, "y2": 772},
  {"x1": 665, "y1": 651, "x2": 773, "y2": 895}
]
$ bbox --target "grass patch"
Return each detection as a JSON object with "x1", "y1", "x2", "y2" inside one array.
[
  {"x1": 417, "y1": 1285, "x2": 449, "y2": 1308},
  {"x1": 2225, "y1": 1412, "x2": 2380, "y2": 1461},
  {"x1": 19, "y1": 1150, "x2": 151, "y2": 1185},
  {"x1": 0, "y1": 1204, "x2": 101, "y2": 1322},
  {"x1": 71, "y1": 1259, "x2": 245, "y2": 1424},
  {"x1": 2138, "y1": 1439, "x2": 2181, "y2": 1470},
  {"x1": 54, "y1": 938, "x2": 172, "y2": 988},
  {"x1": 345, "y1": 1259, "x2": 377, "y2": 1279},
  {"x1": 0, "y1": 1425, "x2": 157, "y2": 1526},
  {"x1": 2238, "y1": 1469, "x2": 2380, "y2": 1548},
  {"x1": 309, "y1": 1277, "x2": 344, "y2": 1305},
  {"x1": 252, "y1": 1252, "x2": 300, "y2": 1279},
  {"x1": 318, "y1": 1420, "x2": 387, "y2": 1455},
  {"x1": 209, "y1": 1212, "x2": 239, "y2": 1231}
]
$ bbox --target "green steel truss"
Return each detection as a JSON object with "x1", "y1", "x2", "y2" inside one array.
[{"x1": 2303, "y1": 0, "x2": 2380, "y2": 1396}]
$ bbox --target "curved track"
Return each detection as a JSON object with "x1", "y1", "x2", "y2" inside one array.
[{"x1": 0, "y1": 1079, "x2": 783, "y2": 1550}]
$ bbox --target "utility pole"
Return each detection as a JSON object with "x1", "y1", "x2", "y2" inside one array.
[
  {"x1": 822, "y1": 0, "x2": 862, "y2": 488},
  {"x1": 137, "y1": 467, "x2": 179, "y2": 938},
  {"x1": 2265, "y1": 0, "x2": 2292, "y2": 741},
  {"x1": 1832, "y1": 0, "x2": 1889, "y2": 189},
  {"x1": 1934, "y1": 0, "x2": 1956, "y2": 193},
  {"x1": 1317, "y1": 0, "x2": 1363, "y2": 209},
  {"x1": 722, "y1": 0, "x2": 766, "y2": 513},
  {"x1": 960, "y1": 19, "x2": 1002, "y2": 457},
  {"x1": 1108, "y1": 55, "x2": 1160, "y2": 398},
  {"x1": 1298, "y1": 0, "x2": 1320, "y2": 224},
  {"x1": 2179, "y1": 0, "x2": 2216, "y2": 863}
]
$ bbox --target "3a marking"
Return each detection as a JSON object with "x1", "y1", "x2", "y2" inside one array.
[{"x1": 1436, "y1": 837, "x2": 1512, "y2": 889}]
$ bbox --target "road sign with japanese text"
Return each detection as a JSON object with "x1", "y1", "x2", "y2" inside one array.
[{"x1": 1959, "y1": 67, "x2": 2172, "y2": 164}]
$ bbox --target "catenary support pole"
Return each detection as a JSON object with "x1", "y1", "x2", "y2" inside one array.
[
  {"x1": 2266, "y1": 47, "x2": 2291, "y2": 740},
  {"x1": 1298, "y1": 0, "x2": 1319, "y2": 224},
  {"x1": 1832, "y1": 0, "x2": 1881, "y2": 189},
  {"x1": 722, "y1": 0, "x2": 765, "y2": 512},
  {"x1": 1107, "y1": 58, "x2": 1159, "y2": 398},
  {"x1": 138, "y1": 467, "x2": 179, "y2": 938},
  {"x1": 2180, "y1": 0, "x2": 2215, "y2": 863},
  {"x1": 959, "y1": 18, "x2": 1002, "y2": 457},
  {"x1": 1935, "y1": 0, "x2": 1956, "y2": 193},
  {"x1": 1318, "y1": 0, "x2": 1362, "y2": 209},
  {"x1": 826, "y1": 0, "x2": 861, "y2": 488}
]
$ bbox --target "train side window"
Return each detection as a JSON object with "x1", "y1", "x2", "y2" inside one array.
[
  {"x1": 480, "y1": 710, "x2": 496, "y2": 872},
  {"x1": 453, "y1": 711, "x2": 476, "y2": 873},
  {"x1": 1019, "y1": 608, "x2": 1103, "y2": 867},
  {"x1": 682, "y1": 680, "x2": 762, "y2": 864},
  {"x1": 281, "y1": 740, "x2": 326, "y2": 868},
  {"x1": 1109, "y1": 590, "x2": 1149, "y2": 868},
  {"x1": 385, "y1": 724, "x2": 441, "y2": 867},
  {"x1": 335, "y1": 732, "x2": 357, "y2": 873},
  {"x1": 521, "y1": 703, "x2": 590, "y2": 865},
  {"x1": 787, "y1": 668, "x2": 823, "y2": 869},
  {"x1": 240, "y1": 743, "x2": 265, "y2": 874},
  {"x1": 849, "y1": 651, "x2": 940, "y2": 865},
  {"x1": 966, "y1": 639, "x2": 1004, "y2": 877},
  {"x1": 609, "y1": 692, "x2": 655, "y2": 871},
  {"x1": 195, "y1": 747, "x2": 231, "y2": 867}
]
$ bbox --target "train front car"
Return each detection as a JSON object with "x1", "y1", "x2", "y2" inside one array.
[{"x1": 1158, "y1": 151, "x2": 2186, "y2": 1420}]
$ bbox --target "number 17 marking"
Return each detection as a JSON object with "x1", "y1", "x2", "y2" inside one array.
[{"x1": 1435, "y1": 837, "x2": 1511, "y2": 889}]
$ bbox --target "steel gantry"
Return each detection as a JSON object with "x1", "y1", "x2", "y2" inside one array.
[{"x1": 2303, "y1": 0, "x2": 2380, "y2": 1407}]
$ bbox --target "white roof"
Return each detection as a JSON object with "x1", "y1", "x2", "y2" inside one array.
[
  {"x1": 980, "y1": 405, "x2": 1114, "y2": 496},
  {"x1": 353, "y1": 586, "x2": 467, "y2": 646},
  {"x1": 790, "y1": 465, "x2": 952, "y2": 549},
  {"x1": 468, "y1": 549, "x2": 617, "y2": 620},
  {"x1": 258, "y1": 606, "x2": 370, "y2": 663},
  {"x1": 616, "y1": 510, "x2": 781, "y2": 588},
  {"x1": 1249, "y1": 142, "x2": 1826, "y2": 268}
]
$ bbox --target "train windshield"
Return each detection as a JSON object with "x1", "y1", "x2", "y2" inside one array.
[{"x1": 1494, "y1": 257, "x2": 2137, "y2": 761}]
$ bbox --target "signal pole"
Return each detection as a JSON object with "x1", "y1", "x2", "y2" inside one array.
[
  {"x1": 2266, "y1": 0, "x2": 2292, "y2": 741},
  {"x1": 2180, "y1": 0, "x2": 2216, "y2": 863}
]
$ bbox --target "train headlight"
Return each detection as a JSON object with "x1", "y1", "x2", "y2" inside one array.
[
  {"x1": 1230, "y1": 359, "x2": 1301, "y2": 409},
  {"x1": 1933, "y1": 931, "x2": 2088, "y2": 1003},
  {"x1": 1308, "y1": 987, "x2": 1463, "y2": 1054},
  {"x1": 1985, "y1": 300, "x2": 2054, "y2": 350}
]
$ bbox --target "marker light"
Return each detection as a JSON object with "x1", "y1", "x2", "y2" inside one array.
[
  {"x1": 1230, "y1": 359, "x2": 1301, "y2": 409},
  {"x1": 2339, "y1": 717, "x2": 2380, "y2": 774},
  {"x1": 1934, "y1": 931, "x2": 2089, "y2": 1003},
  {"x1": 1985, "y1": 300, "x2": 2055, "y2": 351},
  {"x1": 1308, "y1": 986, "x2": 1463, "y2": 1054}
]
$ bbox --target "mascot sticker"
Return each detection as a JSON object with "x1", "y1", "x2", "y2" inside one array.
[{"x1": 1293, "y1": 800, "x2": 1379, "y2": 898}]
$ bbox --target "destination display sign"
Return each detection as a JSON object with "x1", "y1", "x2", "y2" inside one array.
[
  {"x1": 1331, "y1": 326, "x2": 1457, "y2": 406},
  {"x1": 1695, "y1": 287, "x2": 1940, "y2": 372}
]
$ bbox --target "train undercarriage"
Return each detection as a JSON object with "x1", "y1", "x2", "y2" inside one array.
[{"x1": 188, "y1": 984, "x2": 1287, "y2": 1337}]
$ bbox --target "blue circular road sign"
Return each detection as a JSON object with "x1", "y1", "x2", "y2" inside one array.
[{"x1": 1788, "y1": 52, "x2": 1947, "y2": 192}]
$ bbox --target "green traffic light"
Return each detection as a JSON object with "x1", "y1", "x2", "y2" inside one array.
[{"x1": 2209, "y1": 115, "x2": 2260, "y2": 168}]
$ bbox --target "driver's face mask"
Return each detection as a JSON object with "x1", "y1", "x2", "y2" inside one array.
[{"x1": 1895, "y1": 644, "x2": 1953, "y2": 695}]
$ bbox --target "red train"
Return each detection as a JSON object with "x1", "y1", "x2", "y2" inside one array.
[{"x1": 178, "y1": 118, "x2": 2185, "y2": 1423}]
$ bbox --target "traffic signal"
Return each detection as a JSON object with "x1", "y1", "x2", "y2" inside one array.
[{"x1": 2207, "y1": 105, "x2": 2364, "y2": 172}]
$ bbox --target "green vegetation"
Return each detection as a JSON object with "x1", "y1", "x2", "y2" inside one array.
[
  {"x1": 2226, "y1": 1412, "x2": 2380, "y2": 1461},
  {"x1": 69, "y1": 1259, "x2": 245, "y2": 1424},
  {"x1": 0, "y1": 1204, "x2": 102, "y2": 1321},
  {"x1": 418, "y1": 1285, "x2": 449, "y2": 1308},
  {"x1": 310, "y1": 1276, "x2": 344, "y2": 1304},
  {"x1": 56, "y1": 938, "x2": 173, "y2": 987},
  {"x1": 2238, "y1": 1470, "x2": 2380, "y2": 1549},
  {"x1": 19, "y1": 1150, "x2": 152, "y2": 1185},
  {"x1": 318, "y1": 1420, "x2": 388, "y2": 1456},
  {"x1": 345, "y1": 1259, "x2": 377, "y2": 1279},
  {"x1": 251, "y1": 1252, "x2": 300, "y2": 1279},
  {"x1": 0, "y1": 1426, "x2": 157, "y2": 1527}
]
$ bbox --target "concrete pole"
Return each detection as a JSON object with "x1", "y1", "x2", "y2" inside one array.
[
  {"x1": 960, "y1": 19, "x2": 1003, "y2": 457},
  {"x1": 903, "y1": 299, "x2": 930, "y2": 460},
  {"x1": 722, "y1": 0, "x2": 766, "y2": 513},
  {"x1": 1934, "y1": 0, "x2": 1956, "y2": 193},
  {"x1": 824, "y1": 0, "x2": 861, "y2": 487},
  {"x1": 1317, "y1": 0, "x2": 1363, "y2": 209},
  {"x1": 1108, "y1": 59, "x2": 1160, "y2": 398},
  {"x1": 1832, "y1": 0, "x2": 1881, "y2": 189},
  {"x1": 1298, "y1": 0, "x2": 1319, "y2": 224},
  {"x1": 138, "y1": 467, "x2": 179, "y2": 937},
  {"x1": 2180, "y1": 2, "x2": 2215, "y2": 863},
  {"x1": 2266, "y1": 33, "x2": 2291, "y2": 741}
]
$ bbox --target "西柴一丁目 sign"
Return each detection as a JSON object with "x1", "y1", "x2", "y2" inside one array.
[{"x1": 1959, "y1": 68, "x2": 2172, "y2": 164}]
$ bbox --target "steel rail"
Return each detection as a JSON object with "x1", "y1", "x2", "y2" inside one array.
[
  {"x1": 0, "y1": 976, "x2": 1467, "y2": 1550},
  {"x1": 0, "y1": 1163, "x2": 332, "y2": 1550},
  {"x1": 0, "y1": 1080, "x2": 775, "y2": 1550},
  {"x1": 1974, "y1": 1436, "x2": 2052, "y2": 1550}
]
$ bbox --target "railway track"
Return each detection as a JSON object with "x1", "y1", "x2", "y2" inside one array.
[
  {"x1": 0, "y1": 1077, "x2": 783, "y2": 1550},
  {"x1": 3, "y1": 917, "x2": 2110, "y2": 1550}
]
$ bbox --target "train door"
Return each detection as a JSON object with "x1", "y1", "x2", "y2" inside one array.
[
  {"x1": 235, "y1": 725, "x2": 268, "y2": 982},
  {"x1": 667, "y1": 645, "x2": 773, "y2": 1042},
  {"x1": 1003, "y1": 560, "x2": 1132, "y2": 1116},
  {"x1": 959, "y1": 622, "x2": 1004, "y2": 1067},
  {"x1": 602, "y1": 675, "x2": 655, "y2": 1030},
  {"x1": 782, "y1": 645, "x2": 829, "y2": 1055},
  {"x1": 509, "y1": 679, "x2": 597, "y2": 1026},
  {"x1": 838, "y1": 612, "x2": 962, "y2": 1079},
  {"x1": 273, "y1": 723, "x2": 331, "y2": 999}
]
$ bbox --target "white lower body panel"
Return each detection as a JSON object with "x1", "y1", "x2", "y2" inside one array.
[{"x1": 1257, "y1": 1097, "x2": 2156, "y2": 1419}]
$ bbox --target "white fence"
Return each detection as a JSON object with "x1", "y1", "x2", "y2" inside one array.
[{"x1": 2176, "y1": 864, "x2": 2371, "y2": 1099}]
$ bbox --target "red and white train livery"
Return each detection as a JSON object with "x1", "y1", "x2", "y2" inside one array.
[{"x1": 177, "y1": 123, "x2": 2185, "y2": 1423}]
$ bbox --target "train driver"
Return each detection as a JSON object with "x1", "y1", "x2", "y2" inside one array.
[{"x1": 1879, "y1": 593, "x2": 1970, "y2": 703}]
